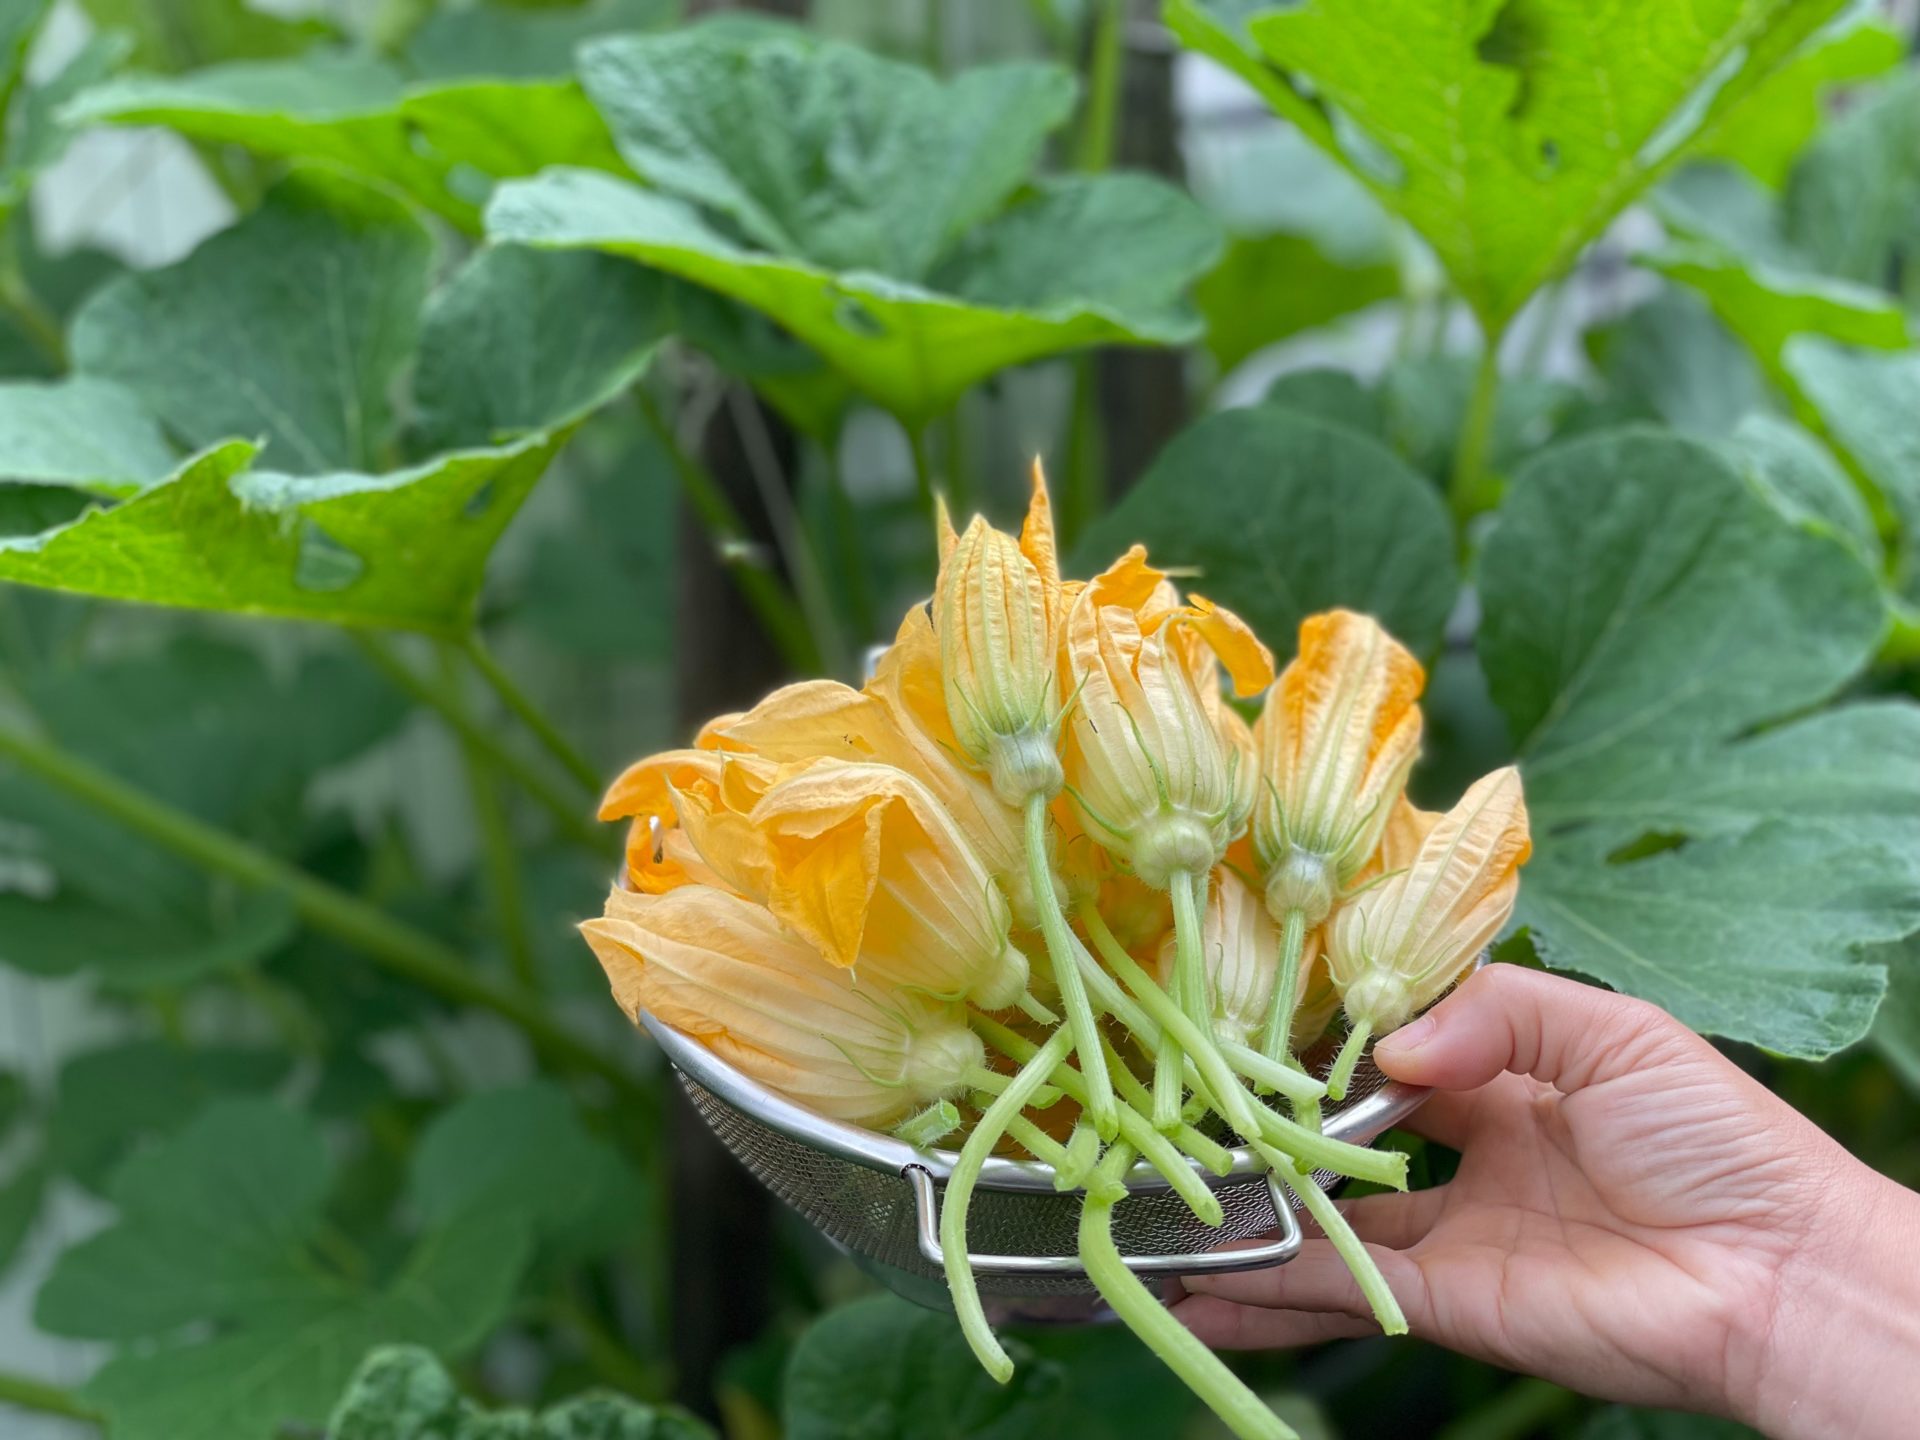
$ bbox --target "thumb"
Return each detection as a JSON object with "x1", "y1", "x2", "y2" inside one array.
[{"x1": 1371, "y1": 963, "x2": 1691, "y2": 1095}]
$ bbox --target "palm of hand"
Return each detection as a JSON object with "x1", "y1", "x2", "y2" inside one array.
[{"x1": 1390, "y1": 1032, "x2": 1820, "y2": 1411}]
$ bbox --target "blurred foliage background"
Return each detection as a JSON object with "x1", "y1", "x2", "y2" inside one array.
[{"x1": 0, "y1": 1, "x2": 1916, "y2": 1438}]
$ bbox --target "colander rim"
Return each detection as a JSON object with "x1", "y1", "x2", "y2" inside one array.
[{"x1": 636, "y1": 1003, "x2": 1441, "y2": 1196}]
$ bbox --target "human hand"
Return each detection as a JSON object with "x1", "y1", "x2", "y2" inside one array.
[{"x1": 1174, "y1": 965, "x2": 1920, "y2": 1438}]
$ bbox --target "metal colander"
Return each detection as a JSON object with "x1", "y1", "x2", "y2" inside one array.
[{"x1": 641, "y1": 1009, "x2": 1436, "y2": 1325}]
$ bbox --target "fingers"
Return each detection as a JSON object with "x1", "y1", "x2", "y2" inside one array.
[
  {"x1": 1172, "y1": 1292, "x2": 1376, "y2": 1350},
  {"x1": 1180, "y1": 1237, "x2": 1429, "y2": 1331},
  {"x1": 1332, "y1": 1186, "x2": 1448, "y2": 1250},
  {"x1": 1372, "y1": 963, "x2": 1694, "y2": 1096}
]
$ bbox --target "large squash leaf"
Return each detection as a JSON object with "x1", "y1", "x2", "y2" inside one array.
[
  {"x1": 1479, "y1": 428, "x2": 1920, "y2": 1056},
  {"x1": 1168, "y1": 0, "x2": 1861, "y2": 333},
  {"x1": 487, "y1": 25, "x2": 1218, "y2": 424},
  {"x1": 1073, "y1": 406, "x2": 1458, "y2": 656},
  {"x1": 36, "y1": 1100, "x2": 530, "y2": 1440},
  {"x1": 329, "y1": 1346, "x2": 712, "y2": 1440},
  {"x1": 0, "y1": 175, "x2": 664, "y2": 633}
]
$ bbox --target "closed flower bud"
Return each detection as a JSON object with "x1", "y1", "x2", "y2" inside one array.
[
  {"x1": 1327, "y1": 767, "x2": 1531, "y2": 1033},
  {"x1": 932, "y1": 462, "x2": 1067, "y2": 805},
  {"x1": 583, "y1": 886, "x2": 981, "y2": 1127},
  {"x1": 1062, "y1": 550, "x2": 1273, "y2": 889},
  {"x1": 1254, "y1": 610, "x2": 1425, "y2": 925},
  {"x1": 751, "y1": 759, "x2": 1030, "y2": 1011}
]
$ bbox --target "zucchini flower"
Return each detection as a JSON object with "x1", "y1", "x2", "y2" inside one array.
[
  {"x1": 583, "y1": 885, "x2": 982, "y2": 1127},
  {"x1": 1253, "y1": 609, "x2": 1425, "y2": 926},
  {"x1": 599, "y1": 749, "x2": 778, "y2": 899},
  {"x1": 932, "y1": 461, "x2": 1068, "y2": 805},
  {"x1": 1061, "y1": 549, "x2": 1274, "y2": 889},
  {"x1": 1153, "y1": 866, "x2": 1325, "y2": 1049},
  {"x1": 1324, "y1": 766, "x2": 1531, "y2": 1094},
  {"x1": 749, "y1": 759, "x2": 1032, "y2": 1012}
]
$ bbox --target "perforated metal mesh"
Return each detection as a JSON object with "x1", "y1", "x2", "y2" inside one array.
[{"x1": 679, "y1": 1029, "x2": 1402, "y2": 1304}]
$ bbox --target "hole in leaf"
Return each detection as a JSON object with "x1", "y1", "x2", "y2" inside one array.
[
  {"x1": 831, "y1": 294, "x2": 887, "y2": 338},
  {"x1": 1606, "y1": 831, "x2": 1687, "y2": 864},
  {"x1": 293, "y1": 522, "x2": 365, "y2": 592},
  {"x1": 463, "y1": 478, "x2": 497, "y2": 519},
  {"x1": 1475, "y1": 1, "x2": 1538, "y2": 118},
  {"x1": 1539, "y1": 137, "x2": 1561, "y2": 171}
]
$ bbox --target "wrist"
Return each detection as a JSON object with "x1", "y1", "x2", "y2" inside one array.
[{"x1": 1743, "y1": 1168, "x2": 1920, "y2": 1440}]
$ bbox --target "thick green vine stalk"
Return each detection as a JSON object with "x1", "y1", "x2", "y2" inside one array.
[{"x1": 1078, "y1": 1144, "x2": 1297, "y2": 1440}]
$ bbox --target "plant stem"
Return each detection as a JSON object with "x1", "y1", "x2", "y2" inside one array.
[
  {"x1": 550, "y1": 1290, "x2": 667, "y2": 1402},
  {"x1": 907, "y1": 422, "x2": 938, "y2": 517},
  {"x1": 1448, "y1": 339, "x2": 1503, "y2": 527},
  {"x1": 1025, "y1": 794, "x2": 1117, "y2": 1135},
  {"x1": 0, "y1": 1371, "x2": 99, "y2": 1425},
  {"x1": 353, "y1": 634, "x2": 607, "y2": 855},
  {"x1": 1249, "y1": 1104, "x2": 1407, "y2": 1190},
  {"x1": 1079, "y1": 1145, "x2": 1296, "y2": 1440},
  {"x1": 0, "y1": 723, "x2": 639, "y2": 1099},
  {"x1": 1076, "y1": 0, "x2": 1125, "y2": 173},
  {"x1": 942, "y1": 1026, "x2": 1075, "y2": 1381},
  {"x1": 1076, "y1": 901, "x2": 1263, "y2": 1143},
  {"x1": 461, "y1": 635, "x2": 601, "y2": 795},
  {"x1": 1218, "y1": 1039, "x2": 1327, "y2": 1107},
  {"x1": 1255, "y1": 1142, "x2": 1407, "y2": 1336},
  {"x1": 971, "y1": 1014, "x2": 1224, "y2": 1220},
  {"x1": 0, "y1": 274, "x2": 65, "y2": 372},
  {"x1": 444, "y1": 645, "x2": 538, "y2": 992},
  {"x1": 1066, "y1": 918, "x2": 1158, "y2": 1039},
  {"x1": 1259, "y1": 907, "x2": 1307, "y2": 1064},
  {"x1": 1103, "y1": 1036, "x2": 1235, "y2": 1177},
  {"x1": 1327, "y1": 1017, "x2": 1374, "y2": 1102},
  {"x1": 634, "y1": 388, "x2": 823, "y2": 674},
  {"x1": 996, "y1": 1107, "x2": 1073, "y2": 1171}
]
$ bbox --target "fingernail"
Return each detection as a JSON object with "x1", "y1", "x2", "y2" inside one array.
[{"x1": 1376, "y1": 1014, "x2": 1436, "y2": 1058}]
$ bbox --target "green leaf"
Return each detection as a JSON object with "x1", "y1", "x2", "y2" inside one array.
[
  {"x1": 1170, "y1": 0, "x2": 1861, "y2": 332},
  {"x1": 1480, "y1": 429, "x2": 1883, "y2": 787},
  {"x1": 1070, "y1": 404, "x2": 1458, "y2": 657},
  {"x1": 0, "y1": 434, "x2": 569, "y2": 632},
  {"x1": 0, "y1": 884, "x2": 296, "y2": 986},
  {"x1": 329, "y1": 1345, "x2": 714, "y2": 1440},
  {"x1": 70, "y1": 171, "x2": 431, "y2": 474},
  {"x1": 48, "y1": 1040, "x2": 291, "y2": 1191},
  {"x1": 1193, "y1": 232, "x2": 1398, "y2": 376},
  {"x1": 405, "y1": 0, "x2": 681, "y2": 81},
  {"x1": 0, "y1": 378, "x2": 173, "y2": 492},
  {"x1": 784, "y1": 1295, "x2": 1071, "y2": 1440},
  {"x1": 1376, "y1": 356, "x2": 1584, "y2": 484},
  {"x1": 62, "y1": 53, "x2": 474, "y2": 221},
  {"x1": 1584, "y1": 290, "x2": 1768, "y2": 438},
  {"x1": 488, "y1": 166, "x2": 1217, "y2": 424},
  {"x1": 1579, "y1": 1405, "x2": 1760, "y2": 1439},
  {"x1": 0, "y1": 0, "x2": 52, "y2": 118},
  {"x1": 412, "y1": 245, "x2": 667, "y2": 455},
  {"x1": 1785, "y1": 70, "x2": 1920, "y2": 287},
  {"x1": 410, "y1": 1082, "x2": 643, "y2": 1263},
  {"x1": 37, "y1": 1099, "x2": 529, "y2": 1440},
  {"x1": 0, "y1": 1067, "x2": 22, "y2": 1138},
  {"x1": 72, "y1": 0, "x2": 328, "y2": 73},
  {"x1": 1479, "y1": 427, "x2": 1916, "y2": 1055},
  {"x1": 1782, "y1": 338, "x2": 1920, "y2": 532},
  {"x1": 1687, "y1": 19, "x2": 1902, "y2": 189},
  {"x1": 1720, "y1": 413, "x2": 1877, "y2": 563},
  {"x1": 0, "y1": 1161, "x2": 45, "y2": 1274},
  {"x1": 402, "y1": 78, "x2": 630, "y2": 184},
  {"x1": 579, "y1": 27, "x2": 1074, "y2": 283}
]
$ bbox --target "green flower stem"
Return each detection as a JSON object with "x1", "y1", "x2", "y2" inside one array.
[
  {"x1": 1015, "y1": 989, "x2": 1060, "y2": 1025},
  {"x1": 1079, "y1": 1144, "x2": 1297, "y2": 1440},
  {"x1": 1075, "y1": 900, "x2": 1263, "y2": 1144},
  {"x1": 965, "y1": 1064, "x2": 1063, "y2": 1113},
  {"x1": 1103, "y1": 1037, "x2": 1234, "y2": 1177},
  {"x1": 461, "y1": 634, "x2": 602, "y2": 795},
  {"x1": 943, "y1": 1026, "x2": 1076, "y2": 1381},
  {"x1": 1065, "y1": 923, "x2": 1157, "y2": 1039},
  {"x1": 1326, "y1": 1018, "x2": 1374, "y2": 1102},
  {"x1": 1258, "y1": 907, "x2": 1308, "y2": 1065},
  {"x1": 1170, "y1": 869, "x2": 1212, "y2": 1025},
  {"x1": 971, "y1": 1015, "x2": 1224, "y2": 1222},
  {"x1": 0, "y1": 722, "x2": 641, "y2": 1102},
  {"x1": 1152, "y1": 1023, "x2": 1187, "y2": 1131},
  {"x1": 1448, "y1": 340, "x2": 1503, "y2": 527},
  {"x1": 443, "y1": 644, "x2": 538, "y2": 991},
  {"x1": 352, "y1": 633, "x2": 608, "y2": 855},
  {"x1": 1253, "y1": 1141, "x2": 1408, "y2": 1336},
  {"x1": 1057, "y1": 1119, "x2": 1100, "y2": 1190},
  {"x1": 1025, "y1": 794, "x2": 1118, "y2": 1136},
  {"x1": 989, "y1": 1107, "x2": 1073, "y2": 1171},
  {"x1": 1218, "y1": 1039, "x2": 1327, "y2": 1107},
  {"x1": 0, "y1": 1368, "x2": 101, "y2": 1425},
  {"x1": 907, "y1": 421, "x2": 939, "y2": 516},
  {"x1": 633, "y1": 388, "x2": 824, "y2": 674},
  {"x1": 1251, "y1": 1105, "x2": 1407, "y2": 1190}
]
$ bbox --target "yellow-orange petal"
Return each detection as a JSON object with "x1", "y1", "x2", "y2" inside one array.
[
  {"x1": 1020, "y1": 457, "x2": 1062, "y2": 594},
  {"x1": 1186, "y1": 594, "x2": 1276, "y2": 698}
]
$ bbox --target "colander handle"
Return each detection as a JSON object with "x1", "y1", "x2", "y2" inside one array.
[{"x1": 904, "y1": 1164, "x2": 1304, "y2": 1277}]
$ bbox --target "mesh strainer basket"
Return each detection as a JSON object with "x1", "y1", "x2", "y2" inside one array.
[{"x1": 641, "y1": 1002, "x2": 1445, "y2": 1326}]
